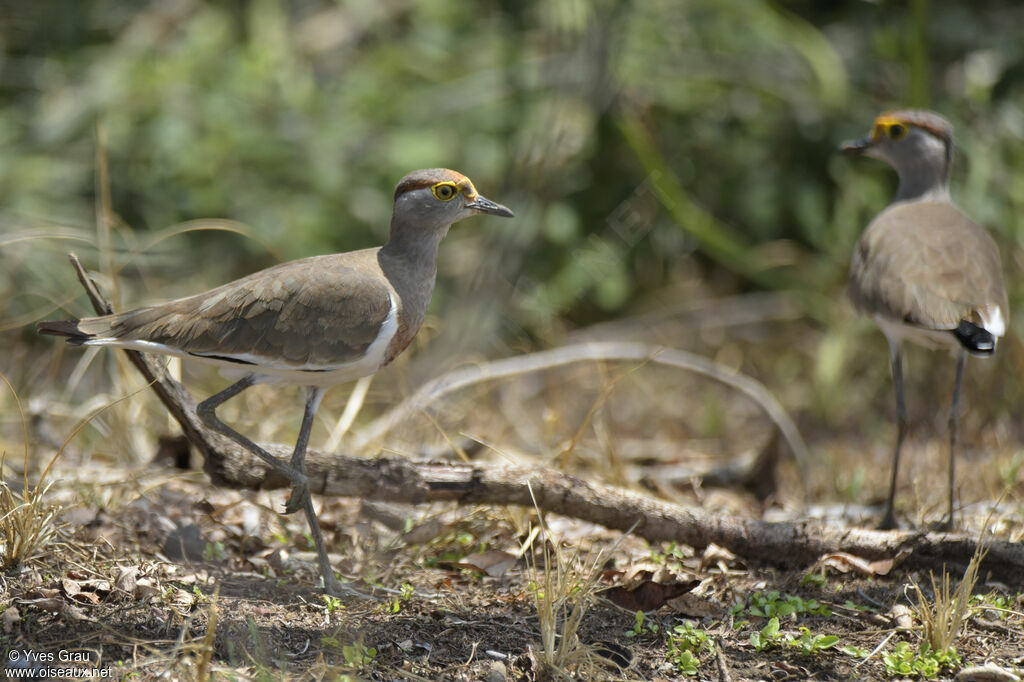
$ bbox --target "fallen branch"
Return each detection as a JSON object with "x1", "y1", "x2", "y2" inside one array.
[{"x1": 63, "y1": 254, "x2": 1024, "y2": 582}]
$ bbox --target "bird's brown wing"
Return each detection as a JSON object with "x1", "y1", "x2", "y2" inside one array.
[
  {"x1": 848, "y1": 200, "x2": 1007, "y2": 331},
  {"x1": 75, "y1": 250, "x2": 394, "y2": 368}
]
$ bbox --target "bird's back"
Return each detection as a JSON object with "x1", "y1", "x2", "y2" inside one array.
[
  {"x1": 42, "y1": 248, "x2": 398, "y2": 374},
  {"x1": 848, "y1": 199, "x2": 1007, "y2": 337}
]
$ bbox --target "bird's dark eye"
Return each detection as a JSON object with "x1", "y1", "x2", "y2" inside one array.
[
  {"x1": 888, "y1": 123, "x2": 907, "y2": 140},
  {"x1": 431, "y1": 182, "x2": 459, "y2": 201}
]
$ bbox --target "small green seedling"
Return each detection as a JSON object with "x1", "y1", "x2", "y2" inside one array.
[
  {"x1": 793, "y1": 627, "x2": 840, "y2": 654},
  {"x1": 342, "y1": 642, "x2": 377, "y2": 670},
  {"x1": 323, "y1": 594, "x2": 344, "y2": 614},
  {"x1": 625, "y1": 610, "x2": 659, "y2": 638},
  {"x1": 969, "y1": 592, "x2": 1015, "y2": 620},
  {"x1": 749, "y1": 617, "x2": 841, "y2": 656},
  {"x1": 882, "y1": 641, "x2": 960, "y2": 679},
  {"x1": 650, "y1": 542, "x2": 689, "y2": 565},
  {"x1": 667, "y1": 621, "x2": 715, "y2": 676},
  {"x1": 732, "y1": 590, "x2": 832, "y2": 620},
  {"x1": 842, "y1": 599, "x2": 877, "y2": 613},
  {"x1": 385, "y1": 583, "x2": 415, "y2": 614},
  {"x1": 841, "y1": 645, "x2": 870, "y2": 659},
  {"x1": 191, "y1": 585, "x2": 210, "y2": 604},
  {"x1": 202, "y1": 541, "x2": 227, "y2": 561},
  {"x1": 670, "y1": 649, "x2": 700, "y2": 676},
  {"x1": 801, "y1": 571, "x2": 827, "y2": 588},
  {"x1": 736, "y1": 590, "x2": 832, "y2": 618},
  {"x1": 750, "y1": 616, "x2": 784, "y2": 651}
]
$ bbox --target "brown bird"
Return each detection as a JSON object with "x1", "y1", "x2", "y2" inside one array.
[
  {"x1": 844, "y1": 110, "x2": 1007, "y2": 530},
  {"x1": 39, "y1": 168, "x2": 514, "y2": 595}
]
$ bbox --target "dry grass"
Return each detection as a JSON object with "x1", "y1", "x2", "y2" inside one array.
[
  {"x1": 525, "y1": 505, "x2": 627, "y2": 681},
  {"x1": 0, "y1": 478, "x2": 67, "y2": 570},
  {"x1": 0, "y1": 372, "x2": 68, "y2": 570},
  {"x1": 911, "y1": 543, "x2": 986, "y2": 653},
  {"x1": 528, "y1": 541, "x2": 607, "y2": 679}
]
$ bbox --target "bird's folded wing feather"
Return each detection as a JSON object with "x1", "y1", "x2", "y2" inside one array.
[
  {"x1": 848, "y1": 201, "x2": 1006, "y2": 331},
  {"x1": 76, "y1": 252, "x2": 393, "y2": 369}
]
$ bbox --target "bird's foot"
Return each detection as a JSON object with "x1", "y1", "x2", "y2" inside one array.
[
  {"x1": 927, "y1": 517, "x2": 954, "y2": 533},
  {"x1": 876, "y1": 510, "x2": 899, "y2": 531},
  {"x1": 323, "y1": 573, "x2": 378, "y2": 601},
  {"x1": 284, "y1": 480, "x2": 311, "y2": 515}
]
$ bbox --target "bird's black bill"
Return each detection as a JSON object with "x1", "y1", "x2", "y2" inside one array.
[
  {"x1": 841, "y1": 137, "x2": 873, "y2": 155},
  {"x1": 466, "y1": 195, "x2": 514, "y2": 218}
]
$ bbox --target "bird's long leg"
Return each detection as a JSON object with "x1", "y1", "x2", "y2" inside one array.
[
  {"x1": 284, "y1": 387, "x2": 324, "y2": 514},
  {"x1": 286, "y1": 387, "x2": 368, "y2": 598},
  {"x1": 300, "y1": 489, "x2": 352, "y2": 596},
  {"x1": 941, "y1": 349, "x2": 968, "y2": 531},
  {"x1": 879, "y1": 341, "x2": 908, "y2": 530},
  {"x1": 199, "y1": 379, "x2": 364, "y2": 597},
  {"x1": 196, "y1": 376, "x2": 306, "y2": 484}
]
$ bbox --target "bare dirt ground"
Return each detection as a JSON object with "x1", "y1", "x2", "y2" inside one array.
[{"x1": 3, "y1": 466, "x2": 1023, "y2": 681}]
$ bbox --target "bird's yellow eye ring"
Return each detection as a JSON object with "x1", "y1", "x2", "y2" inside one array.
[
  {"x1": 431, "y1": 182, "x2": 460, "y2": 201},
  {"x1": 888, "y1": 123, "x2": 907, "y2": 140}
]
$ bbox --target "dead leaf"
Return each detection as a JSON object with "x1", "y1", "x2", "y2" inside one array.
[
  {"x1": 816, "y1": 552, "x2": 871, "y2": 574},
  {"x1": 2, "y1": 607, "x2": 20, "y2": 633},
  {"x1": 116, "y1": 567, "x2": 138, "y2": 594},
  {"x1": 456, "y1": 550, "x2": 518, "y2": 577},
  {"x1": 771, "y1": 661, "x2": 810, "y2": 676},
  {"x1": 484, "y1": 661, "x2": 507, "y2": 682},
  {"x1": 81, "y1": 579, "x2": 111, "y2": 593},
  {"x1": 871, "y1": 549, "x2": 910, "y2": 575},
  {"x1": 70, "y1": 591, "x2": 101, "y2": 605},
  {"x1": 61, "y1": 578, "x2": 81, "y2": 598},
  {"x1": 866, "y1": 557, "x2": 897, "y2": 576},
  {"x1": 669, "y1": 592, "x2": 726, "y2": 619},
  {"x1": 890, "y1": 604, "x2": 914, "y2": 630},
  {"x1": 172, "y1": 588, "x2": 195, "y2": 607},
  {"x1": 604, "y1": 576, "x2": 701, "y2": 612},
  {"x1": 600, "y1": 563, "x2": 703, "y2": 612},
  {"x1": 134, "y1": 578, "x2": 160, "y2": 601},
  {"x1": 267, "y1": 548, "x2": 289, "y2": 575},
  {"x1": 955, "y1": 663, "x2": 1022, "y2": 682},
  {"x1": 699, "y1": 543, "x2": 740, "y2": 572},
  {"x1": 403, "y1": 518, "x2": 446, "y2": 546},
  {"x1": 61, "y1": 602, "x2": 91, "y2": 622},
  {"x1": 815, "y1": 551, "x2": 901, "y2": 577},
  {"x1": 18, "y1": 597, "x2": 64, "y2": 614}
]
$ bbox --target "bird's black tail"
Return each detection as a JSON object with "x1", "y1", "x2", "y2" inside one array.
[
  {"x1": 36, "y1": 319, "x2": 91, "y2": 345},
  {"x1": 951, "y1": 319, "x2": 996, "y2": 356}
]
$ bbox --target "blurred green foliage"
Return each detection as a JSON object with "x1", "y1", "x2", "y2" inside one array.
[{"x1": 2, "y1": 0, "x2": 1023, "y2": 395}]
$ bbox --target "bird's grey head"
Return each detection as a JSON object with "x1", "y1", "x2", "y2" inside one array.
[
  {"x1": 390, "y1": 168, "x2": 514, "y2": 238},
  {"x1": 842, "y1": 110, "x2": 954, "y2": 202}
]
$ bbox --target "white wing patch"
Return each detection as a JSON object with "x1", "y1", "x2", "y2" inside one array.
[{"x1": 980, "y1": 304, "x2": 1006, "y2": 338}]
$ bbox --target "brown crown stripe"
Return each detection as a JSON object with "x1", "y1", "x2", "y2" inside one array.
[
  {"x1": 877, "y1": 109, "x2": 954, "y2": 145},
  {"x1": 393, "y1": 168, "x2": 469, "y2": 200}
]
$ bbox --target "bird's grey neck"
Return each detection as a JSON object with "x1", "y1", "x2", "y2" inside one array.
[
  {"x1": 893, "y1": 163, "x2": 950, "y2": 203},
  {"x1": 380, "y1": 214, "x2": 448, "y2": 267},
  {"x1": 379, "y1": 217, "x2": 449, "y2": 326},
  {"x1": 892, "y1": 137, "x2": 952, "y2": 203}
]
